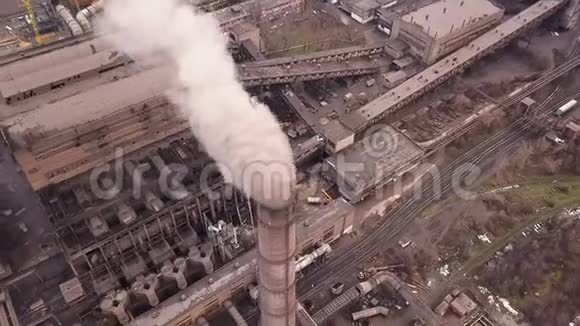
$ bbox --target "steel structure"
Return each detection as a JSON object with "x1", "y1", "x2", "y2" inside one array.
[
  {"x1": 20, "y1": 0, "x2": 44, "y2": 44},
  {"x1": 242, "y1": 43, "x2": 384, "y2": 68},
  {"x1": 342, "y1": 0, "x2": 568, "y2": 134},
  {"x1": 127, "y1": 199, "x2": 354, "y2": 325},
  {"x1": 58, "y1": 183, "x2": 251, "y2": 295}
]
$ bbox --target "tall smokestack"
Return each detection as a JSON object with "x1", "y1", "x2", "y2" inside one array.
[
  {"x1": 101, "y1": 1, "x2": 297, "y2": 325},
  {"x1": 257, "y1": 205, "x2": 296, "y2": 326}
]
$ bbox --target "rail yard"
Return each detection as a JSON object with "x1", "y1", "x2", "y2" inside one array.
[{"x1": 1, "y1": 0, "x2": 580, "y2": 326}]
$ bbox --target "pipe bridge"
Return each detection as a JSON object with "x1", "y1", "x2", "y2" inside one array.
[
  {"x1": 243, "y1": 43, "x2": 385, "y2": 68},
  {"x1": 239, "y1": 58, "x2": 388, "y2": 87}
]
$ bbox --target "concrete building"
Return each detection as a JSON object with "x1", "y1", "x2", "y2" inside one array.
[
  {"x1": 255, "y1": 0, "x2": 305, "y2": 21},
  {"x1": 339, "y1": 0, "x2": 397, "y2": 24},
  {"x1": 323, "y1": 125, "x2": 424, "y2": 202},
  {"x1": 376, "y1": 0, "x2": 425, "y2": 31},
  {"x1": 391, "y1": 0, "x2": 504, "y2": 64},
  {"x1": 450, "y1": 292, "x2": 478, "y2": 317}
]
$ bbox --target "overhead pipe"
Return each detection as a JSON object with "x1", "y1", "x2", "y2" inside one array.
[
  {"x1": 248, "y1": 243, "x2": 328, "y2": 317},
  {"x1": 76, "y1": 0, "x2": 105, "y2": 33},
  {"x1": 356, "y1": 271, "x2": 401, "y2": 295},
  {"x1": 55, "y1": 5, "x2": 83, "y2": 36},
  {"x1": 295, "y1": 243, "x2": 331, "y2": 273},
  {"x1": 352, "y1": 306, "x2": 390, "y2": 321},
  {"x1": 223, "y1": 300, "x2": 249, "y2": 326}
]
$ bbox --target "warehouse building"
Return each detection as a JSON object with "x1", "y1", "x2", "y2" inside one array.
[{"x1": 391, "y1": 0, "x2": 504, "y2": 64}]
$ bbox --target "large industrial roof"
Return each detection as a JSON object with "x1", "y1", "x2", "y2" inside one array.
[
  {"x1": 0, "y1": 49, "x2": 124, "y2": 99},
  {"x1": 0, "y1": 37, "x2": 111, "y2": 81},
  {"x1": 5, "y1": 66, "x2": 174, "y2": 140},
  {"x1": 401, "y1": 0, "x2": 503, "y2": 38}
]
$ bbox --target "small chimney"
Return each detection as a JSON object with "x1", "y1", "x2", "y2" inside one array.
[
  {"x1": 425, "y1": 14, "x2": 429, "y2": 21},
  {"x1": 460, "y1": 0, "x2": 464, "y2": 5},
  {"x1": 443, "y1": 7, "x2": 447, "y2": 13}
]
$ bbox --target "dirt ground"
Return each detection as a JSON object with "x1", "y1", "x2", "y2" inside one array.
[{"x1": 259, "y1": 1, "x2": 365, "y2": 56}]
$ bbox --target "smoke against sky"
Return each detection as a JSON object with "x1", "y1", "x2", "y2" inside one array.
[{"x1": 101, "y1": 0, "x2": 296, "y2": 209}]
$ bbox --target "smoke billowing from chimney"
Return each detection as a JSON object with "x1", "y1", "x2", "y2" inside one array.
[{"x1": 100, "y1": 0, "x2": 295, "y2": 209}]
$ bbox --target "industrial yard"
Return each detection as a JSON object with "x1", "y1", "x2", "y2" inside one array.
[{"x1": 1, "y1": 0, "x2": 580, "y2": 325}]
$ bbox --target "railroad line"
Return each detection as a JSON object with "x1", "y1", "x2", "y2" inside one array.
[
  {"x1": 424, "y1": 55, "x2": 580, "y2": 151},
  {"x1": 432, "y1": 91, "x2": 580, "y2": 290}
]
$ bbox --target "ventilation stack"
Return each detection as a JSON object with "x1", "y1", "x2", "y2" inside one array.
[
  {"x1": 131, "y1": 274, "x2": 160, "y2": 307},
  {"x1": 161, "y1": 258, "x2": 188, "y2": 290},
  {"x1": 100, "y1": 290, "x2": 131, "y2": 325},
  {"x1": 188, "y1": 244, "x2": 214, "y2": 275}
]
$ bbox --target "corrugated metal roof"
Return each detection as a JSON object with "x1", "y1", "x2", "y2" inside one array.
[{"x1": 0, "y1": 49, "x2": 124, "y2": 98}]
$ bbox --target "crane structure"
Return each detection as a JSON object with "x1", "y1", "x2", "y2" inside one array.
[{"x1": 20, "y1": 0, "x2": 44, "y2": 44}]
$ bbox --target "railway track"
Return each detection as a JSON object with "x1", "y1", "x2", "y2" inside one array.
[
  {"x1": 298, "y1": 57, "x2": 580, "y2": 304},
  {"x1": 432, "y1": 90, "x2": 580, "y2": 289}
]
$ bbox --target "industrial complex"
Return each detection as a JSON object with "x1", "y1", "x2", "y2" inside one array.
[{"x1": 1, "y1": 0, "x2": 580, "y2": 325}]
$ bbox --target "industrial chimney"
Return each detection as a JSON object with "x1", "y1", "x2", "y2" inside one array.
[{"x1": 257, "y1": 203, "x2": 296, "y2": 326}]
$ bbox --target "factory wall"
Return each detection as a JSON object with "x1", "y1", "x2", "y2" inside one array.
[
  {"x1": 392, "y1": 7, "x2": 503, "y2": 64},
  {"x1": 427, "y1": 8, "x2": 504, "y2": 63},
  {"x1": 391, "y1": 20, "x2": 431, "y2": 60}
]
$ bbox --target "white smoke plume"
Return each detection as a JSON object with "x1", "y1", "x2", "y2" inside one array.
[{"x1": 101, "y1": 0, "x2": 295, "y2": 209}]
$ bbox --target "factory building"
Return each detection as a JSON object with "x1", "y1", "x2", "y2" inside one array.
[
  {"x1": 390, "y1": 0, "x2": 504, "y2": 64},
  {"x1": 323, "y1": 125, "x2": 424, "y2": 202}
]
